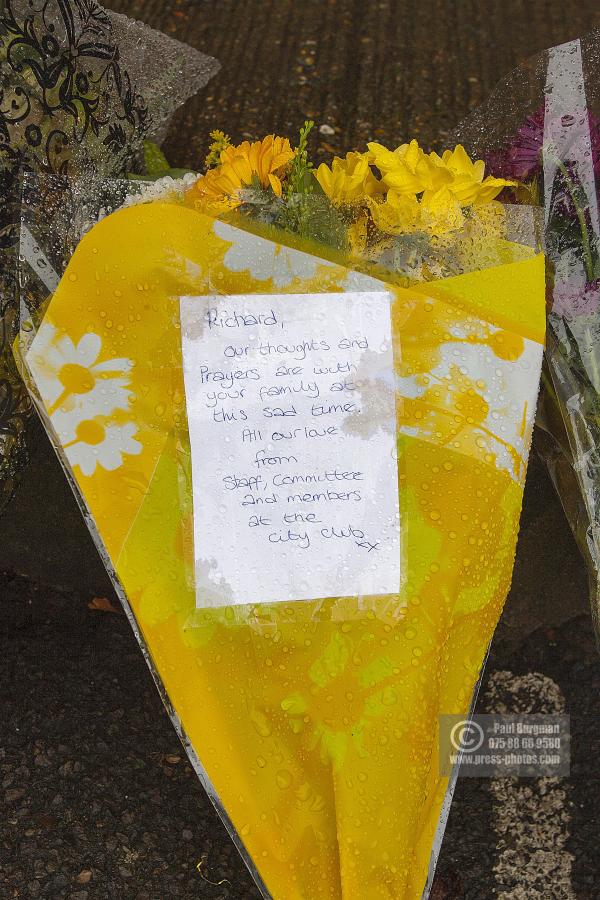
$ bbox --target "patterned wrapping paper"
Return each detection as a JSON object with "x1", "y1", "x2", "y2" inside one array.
[
  {"x1": 18, "y1": 197, "x2": 544, "y2": 899},
  {"x1": 0, "y1": 0, "x2": 219, "y2": 510}
]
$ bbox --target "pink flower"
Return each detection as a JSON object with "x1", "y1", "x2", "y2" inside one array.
[
  {"x1": 552, "y1": 280, "x2": 600, "y2": 318},
  {"x1": 487, "y1": 106, "x2": 600, "y2": 182},
  {"x1": 507, "y1": 108, "x2": 545, "y2": 180}
]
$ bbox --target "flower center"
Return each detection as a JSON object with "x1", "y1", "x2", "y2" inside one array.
[
  {"x1": 59, "y1": 363, "x2": 95, "y2": 394},
  {"x1": 75, "y1": 420, "x2": 105, "y2": 446}
]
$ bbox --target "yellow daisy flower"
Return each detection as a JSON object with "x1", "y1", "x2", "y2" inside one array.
[
  {"x1": 189, "y1": 135, "x2": 296, "y2": 209},
  {"x1": 224, "y1": 135, "x2": 296, "y2": 195}
]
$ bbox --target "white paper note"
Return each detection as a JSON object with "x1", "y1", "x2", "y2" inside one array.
[{"x1": 180, "y1": 292, "x2": 400, "y2": 608}]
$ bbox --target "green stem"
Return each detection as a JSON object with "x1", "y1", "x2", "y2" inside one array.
[{"x1": 554, "y1": 156, "x2": 595, "y2": 282}]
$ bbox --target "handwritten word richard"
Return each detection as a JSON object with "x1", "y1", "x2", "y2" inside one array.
[{"x1": 207, "y1": 308, "x2": 279, "y2": 329}]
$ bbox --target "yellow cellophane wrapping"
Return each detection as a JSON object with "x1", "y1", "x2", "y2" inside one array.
[{"x1": 24, "y1": 200, "x2": 545, "y2": 899}]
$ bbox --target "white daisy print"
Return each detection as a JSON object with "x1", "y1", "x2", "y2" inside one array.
[
  {"x1": 27, "y1": 322, "x2": 133, "y2": 421},
  {"x1": 214, "y1": 220, "x2": 334, "y2": 287},
  {"x1": 61, "y1": 419, "x2": 142, "y2": 477}
]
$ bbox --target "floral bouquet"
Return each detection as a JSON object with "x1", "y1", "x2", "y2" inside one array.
[
  {"x1": 191, "y1": 123, "x2": 538, "y2": 282},
  {"x1": 0, "y1": 0, "x2": 219, "y2": 512},
  {"x1": 13, "y1": 107, "x2": 546, "y2": 898},
  {"x1": 455, "y1": 29, "x2": 600, "y2": 645}
]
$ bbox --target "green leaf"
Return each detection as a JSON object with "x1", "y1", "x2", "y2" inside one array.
[{"x1": 143, "y1": 140, "x2": 171, "y2": 178}]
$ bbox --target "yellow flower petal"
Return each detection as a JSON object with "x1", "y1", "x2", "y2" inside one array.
[
  {"x1": 314, "y1": 152, "x2": 382, "y2": 205},
  {"x1": 268, "y1": 173, "x2": 283, "y2": 197},
  {"x1": 193, "y1": 134, "x2": 295, "y2": 206}
]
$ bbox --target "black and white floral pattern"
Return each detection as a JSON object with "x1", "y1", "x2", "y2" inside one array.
[{"x1": 0, "y1": 0, "x2": 213, "y2": 510}]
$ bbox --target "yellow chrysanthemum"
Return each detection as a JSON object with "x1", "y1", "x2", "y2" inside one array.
[
  {"x1": 367, "y1": 139, "x2": 451, "y2": 195},
  {"x1": 366, "y1": 190, "x2": 422, "y2": 235},
  {"x1": 364, "y1": 140, "x2": 515, "y2": 237},
  {"x1": 431, "y1": 144, "x2": 514, "y2": 204},
  {"x1": 368, "y1": 140, "x2": 514, "y2": 206},
  {"x1": 419, "y1": 186, "x2": 465, "y2": 234},
  {"x1": 314, "y1": 151, "x2": 382, "y2": 205},
  {"x1": 189, "y1": 135, "x2": 296, "y2": 209},
  {"x1": 367, "y1": 186, "x2": 465, "y2": 238}
]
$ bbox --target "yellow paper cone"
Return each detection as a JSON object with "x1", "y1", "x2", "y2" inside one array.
[{"x1": 22, "y1": 199, "x2": 545, "y2": 899}]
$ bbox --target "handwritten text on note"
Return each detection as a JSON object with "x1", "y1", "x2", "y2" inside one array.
[{"x1": 180, "y1": 292, "x2": 400, "y2": 608}]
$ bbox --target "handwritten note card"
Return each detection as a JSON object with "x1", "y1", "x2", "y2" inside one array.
[{"x1": 180, "y1": 292, "x2": 400, "y2": 608}]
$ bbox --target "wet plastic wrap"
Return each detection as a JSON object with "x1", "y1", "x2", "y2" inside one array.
[
  {"x1": 454, "y1": 30, "x2": 600, "y2": 644},
  {"x1": 0, "y1": 0, "x2": 219, "y2": 510},
  {"x1": 14, "y1": 172, "x2": 545, "y2": 898}
]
